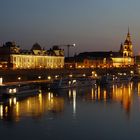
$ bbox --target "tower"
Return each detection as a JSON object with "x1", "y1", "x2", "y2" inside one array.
[{"x1": 120, "y1": 28, "x2": 133, "y2": 57}]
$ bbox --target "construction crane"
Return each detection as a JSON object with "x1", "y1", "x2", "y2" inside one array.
[
  {"x1": 63, "y1": 44, "x2": 76, "y2": 58},
  {"x1": 52, "y1": 43, "x2": 76, "y2": 58}
]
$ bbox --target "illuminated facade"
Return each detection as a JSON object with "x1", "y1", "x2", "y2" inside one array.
[
  {"x1": 65, "y1": 30, "x2": 134, "y2": 68},
  {"x1": 0, "y1": 42, "x2": 64, "y2": 69}
]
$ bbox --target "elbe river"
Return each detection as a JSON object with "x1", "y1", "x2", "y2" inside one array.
[{"x1": 0, "y1": 82, "x2": 140, "y2": 140}]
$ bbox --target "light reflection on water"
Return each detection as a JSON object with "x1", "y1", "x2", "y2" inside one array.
[
  {"x1": 1, "y1": 82, "x2": 140, "y2": 140},
  {"x1": 0, "y1": 92, "x2": 64, "y2": 122},
  {"x1": 0, "y1": 82, "x2": 137, "y2": 121}
]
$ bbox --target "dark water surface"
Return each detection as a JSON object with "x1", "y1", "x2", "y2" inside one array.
[{"x1": 1, "y1": 82, "x2": 140, "y2": 140}]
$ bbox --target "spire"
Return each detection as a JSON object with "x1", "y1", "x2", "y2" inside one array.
[
  {"x1": 128, "y1": 26, "x2": 130, "y2": 35},
  {"x1": 127, "y1": 26, "x2": 131, "y2": 39},
  {"x1": 124, "y1": 27, "x2": 132, "y2": 45}
]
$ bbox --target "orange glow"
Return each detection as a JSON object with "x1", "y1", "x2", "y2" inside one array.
[{"x1": 0, "y1": 93, "x2": 64, "y2": 121}]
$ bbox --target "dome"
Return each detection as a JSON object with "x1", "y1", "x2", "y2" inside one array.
[{"x1": 31, "y1": 43, "x2": 42, "y2": 50}]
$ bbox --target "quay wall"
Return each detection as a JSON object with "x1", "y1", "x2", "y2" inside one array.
[{"x1": 0, "y1": 67, "x2": 135, "y2": 83}]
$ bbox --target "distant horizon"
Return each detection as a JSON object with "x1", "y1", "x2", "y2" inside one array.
[{"x1": 1, "y1": 0, "x2": 140, "y2": 56}]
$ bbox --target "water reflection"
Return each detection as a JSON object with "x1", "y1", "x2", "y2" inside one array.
[
  {"x1": 0, "y1": 82, "x2": 139, "y2": 122},
  {"x1": 0, "y1": 92, "x2": 64, "y2": 122},
  {"x1": 112, "y1": 83, "x2": 132, "y2": 113}
]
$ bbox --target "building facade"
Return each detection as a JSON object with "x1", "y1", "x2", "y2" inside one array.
[
  {"x1": 65, "y1": 30, "x2": 134, "y2": 68},
  {"x1": 0, "y1": 42, "x2": 64, "y2": 69}
]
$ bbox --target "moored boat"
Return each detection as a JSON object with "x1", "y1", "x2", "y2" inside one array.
[
  {"x1": 100, "y1": 74, "x2": 132, "y2": 85},
  {"x1": 50, "y1": 77, "x2": 96, "y2": 89},
  {"x1": 0, "y1": 83, "x2": 39, "y2": 98}
]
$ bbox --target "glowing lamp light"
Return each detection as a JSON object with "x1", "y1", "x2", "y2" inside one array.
[
  {"x1": 18, "y1": 77, "x2": 21, "y2": 80},
  {"x1": 83, "y1": 74, "x2": 86, "y2": 77},
  {"x1": 95, "y1": 74, "x2": 97, "y2": 77},
  {"x1": 48, "y1": 76, "x2": 51, "y2": 80},
  {"x1": 69, "y1": 74, "x2": 73, "y2": 78},
  {"x1": 55, "y1": 75, "x2": 59, "y2": 79},
  {"x1": 130, "y1": 71, "x2": 134, "y2": 74},
  {"x1": 73, "y1": 43, "x2": 76, "y2": 47},
  {"x1": 38, "y1": 76, "x2": 41, "y2": 79}
]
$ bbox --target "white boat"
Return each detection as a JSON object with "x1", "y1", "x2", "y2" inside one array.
[
  {"x1": 50, "y1": 77, "x2": 96, "y2": 89},
  {"x1": 0, "y1": 84, "x2": 39, "y2": 97}
]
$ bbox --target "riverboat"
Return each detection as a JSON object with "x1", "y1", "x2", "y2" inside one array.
[
  {"x1": 50, "y1": 77, "x2": 96, "y2": 89},
  {"x1": 100, "y1": 74, "x2": 132, "y2": 84},
  {"x1": 0, "y1": 83, "x2": 39, "y2": 97}
]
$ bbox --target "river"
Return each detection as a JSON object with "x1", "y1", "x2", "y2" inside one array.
[{"x1": 0, "y1": 82, "x2": 140, "y2": 140}]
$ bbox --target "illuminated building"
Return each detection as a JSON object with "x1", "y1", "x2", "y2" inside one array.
[
  {"x1": 65, "y1": 30, "x2": 134, "y2": 68},
  {"x1": 0, "y1": 42, "x2": 64, "y2": 69}
]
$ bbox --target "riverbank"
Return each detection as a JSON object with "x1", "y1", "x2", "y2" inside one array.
[{"x1": 0, "y1": 67, "x2": 136, "y2": 83}]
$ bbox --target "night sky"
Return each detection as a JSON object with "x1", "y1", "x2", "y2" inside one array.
[{"x1": 0, "y1": 0, "x2": 140, "y2": 56}]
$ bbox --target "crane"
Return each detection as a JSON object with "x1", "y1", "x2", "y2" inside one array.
[
  {"x1": 52, "y1": 43, "x2": 76, "y2": 57},
  {"x1": 63, "y1": 44, "x2": 76, "y2": 58}
]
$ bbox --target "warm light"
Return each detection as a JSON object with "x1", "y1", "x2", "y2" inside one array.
[
  {"x1": 73, "y1": 89, "x2": 76, "y2": 116},
  {"x1": 73, "y1": 43, "x2": 76, "y2": 47},
  {"x1": 48, "y1": 92, "x2": 51, "y2": 100},
  {"x1": 130, "y1": 71, "x2": 134, "y2": 74},
  {"x1": 0, "y1": 77, "x2": 3, "y2": 85},
  {"x1": 69, "y1": 81, "x2": 71, "y2": 85},
  {"x1": 55, "y1": 75, "x2": 59, "y2": 79},
  {"x1": 38, "y1": 76, "x2": 41, "y2": 79},
  {"x1": 9, "y1": 98, "x2": 12, "y2": 106},
  {"x1": 13, "y1": 97, "x2": 17, "y2": 105},
  {"x1": 51, "y1": 93, "x2": 53, "y2": 98},
  {"x1": 18, "y1": 77, "x2": 21, "y2": 80},
  {"x1": 83, "y1": 74, "x2": 86, "y2": 77},
  {"x1": 9, "y1": 89, "x2": 12, "y2": 93},
  {"x1": 92, "y1": 71, "x2": 95, "y2": 74},
  {"x1": 5, "y1": 106, "x2": 8, "y2": 113},
  {"x1": 48, "y1": 92, "x2": 53, "y2": 100},
  {"x1": 48, "y1": 76, "x2": 51, "y2": 80},
  {"x1": 0, "y1": 105, "x2": 3, "y2": 118},
  {"x1": 13, "y1": 88, "x2": 17, "y2": 93},
  {"x1": 73, "y1": 80, "x2": 76, "y2": 83},
  {"x1": 9, "y1": 88, "x2": 17, "y2": 93},
  {"x1": 69, "y1": 90, "x2": 71, "y2": 98},
  {"x1": 69, "y1": 74, "x2": 73, "y2": 77}
]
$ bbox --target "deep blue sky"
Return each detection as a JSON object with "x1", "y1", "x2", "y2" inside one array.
[{"x1": 0, "y1": 0, "x2": 140, "y2": 55}]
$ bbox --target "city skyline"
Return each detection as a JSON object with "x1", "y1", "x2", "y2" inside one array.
[{"x1": 1, "y1": 0, "x2": 140, "y2": 56}]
